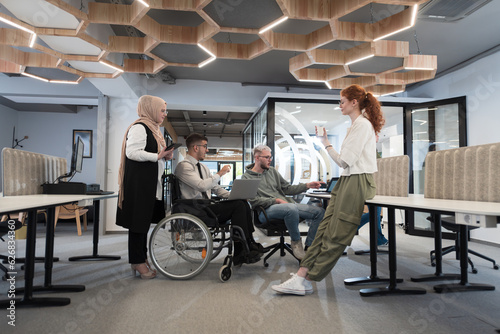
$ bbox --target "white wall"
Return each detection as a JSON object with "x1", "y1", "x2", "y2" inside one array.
[
  {"x1": 15, "y1": 107, "x2": 98, "y2": 184},
  {"x1": 0, "y1": 104, "x2": 18, "y2": 192},
  {"x1": 407, "y1": 51, "x2": 500, "y2": 245}
]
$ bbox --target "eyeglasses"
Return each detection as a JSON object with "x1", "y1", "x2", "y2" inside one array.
[
  {"x1": 258, "y1": 155, "x2": 273, "y2": 161},
  {"x1": 195, "y1": 144, "x2": 208, "y2": 149}
]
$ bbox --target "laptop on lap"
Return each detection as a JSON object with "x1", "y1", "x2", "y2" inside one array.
[{"x1": 227, "y1": 179, "x2": 261, "y2": 200}]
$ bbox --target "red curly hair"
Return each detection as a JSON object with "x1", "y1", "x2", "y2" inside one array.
[{"x1": 340, "y1": 84, "x2": 385, "y2": 134}]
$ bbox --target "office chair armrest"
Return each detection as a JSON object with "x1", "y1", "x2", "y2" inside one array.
[{"x1": 255, "y1": 205, "x2": 271, "y2": 224}]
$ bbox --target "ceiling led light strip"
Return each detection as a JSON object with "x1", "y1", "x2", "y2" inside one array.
[
  {"x1": 137, "y1": 0, "x2": 149, "y2": 7},
  {"x1": 374, "y1": 5, "x2": 418, "y2": 41},
  {"x1": 299, "y1": 78, "x2": 331, "y2": 89},
  {"x1": 259, "y1": 16, "x2": 288, "y2": 34},
  {"x1": 197, "y1": 44, "x2": 217, "y2": 68},
  {"x1": 29, "y1": 34, "x2": 37, "y2": 48},
  {"x1": 99, "y1": 60, "x2": 124, "y2": 72},
  {"x1": 0, "y1": 16, "x2": 35, "y2": 34},
  {"x1": 405, "y1": 67, "x2": 434, "y2": 71},
  {"x1": 381, "y1": 90, "x2": 404, "y2": 96},
  {"x1": 21, "y1": 72, "x2": 48, "y2": 82},
  {"x1": 49, "y1": 80, "x2": 79, "y2": 84},
  {"x1": 346, "y1": 54, "x2": 374, "y2": 66}
]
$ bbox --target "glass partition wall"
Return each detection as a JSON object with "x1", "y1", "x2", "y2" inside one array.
[
  {"x1": 243, "y1": 98, "x2": 405, "y2": 183},
  {"x1": 243, "y1": 95, "x2": 466, "y2": 238}
]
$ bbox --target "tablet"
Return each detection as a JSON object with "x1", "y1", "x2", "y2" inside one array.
[{"x1": 166, "y1": 143, "x2": 182, "y2": 151}]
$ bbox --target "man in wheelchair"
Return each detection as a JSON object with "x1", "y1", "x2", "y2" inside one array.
[{"x1": 174, "y1": 133, "x2": 263, "y2": 266}]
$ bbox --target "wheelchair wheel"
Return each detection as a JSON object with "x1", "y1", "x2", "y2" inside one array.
[
  {"x1": 219, "y1": 265, "x2": 232, "y2": 282},
  {"x1": 149, "y1": 213, "x2": 213, "y2": 280}
]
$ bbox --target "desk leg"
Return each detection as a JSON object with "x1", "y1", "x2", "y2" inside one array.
[
  {"x1": 360, "y1": 208, "x2": 426, "y2": 296},
  {"x1": 0, "y1": 210, "x2": 70, "y2": 308},
  {"x1": 69, "y1": 200, "x2": 120, "y2": 261},
  {"x1": 345, "y1": 205, "x2": 397, "y2": 286},
  {"x1": 411, "y1": 213, "x2": 460, "y2": 282},
  {"x1": 26, "y1": 207, "x2": 85, "y2": 293},
  {"x1": 434, "y1": 224, "x2": 495, "y2": 293}
]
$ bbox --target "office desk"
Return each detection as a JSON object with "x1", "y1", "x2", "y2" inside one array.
[
  {"x1": 306, "y1": 193, "x2": 500, "y2": 296},
  {"x1": 362, "y1": 195, "x2": 499, "y2": 296},
  {"x1": 0, "y1": 193, "x2": 117, "y2": 307}
]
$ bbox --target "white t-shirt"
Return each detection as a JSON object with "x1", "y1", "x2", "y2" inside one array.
[{"x1": 326, "y1": 114, "x2": 377, "y2": 176}]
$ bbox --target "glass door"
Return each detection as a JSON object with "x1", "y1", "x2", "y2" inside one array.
[{"x1": 406, "y1": 97, "x2": 467, "y2": 236}]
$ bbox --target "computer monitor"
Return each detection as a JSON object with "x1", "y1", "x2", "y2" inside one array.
[
  {"x1": 71, "y1": 136, "x2": 84, "y2": 174},
  {"x1": 54, "y1": 136, "x2": 84, "y2": 183}
]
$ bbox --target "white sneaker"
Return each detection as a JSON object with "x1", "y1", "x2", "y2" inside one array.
[
  {"x1": 303, "y1": 278, "x2": 313, "y2": 294},
  {"x1": 272, "y1": 273, "x2": 310, "y2": 296},
  {"x1": 290, "y1": 238, "x2": 305, "y2": 260}
]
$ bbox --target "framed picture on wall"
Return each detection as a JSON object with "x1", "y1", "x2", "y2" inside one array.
[{"x1": 73, "y1": 129, "x2": 92, "y2": 158}]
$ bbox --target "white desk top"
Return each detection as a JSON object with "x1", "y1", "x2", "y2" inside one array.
[
  {"x1": 0, "y1": 193, "x2": 117, "y2": 215},
  {"x1": 307, "y1": 193, "x2": 500, "y2": 216}
]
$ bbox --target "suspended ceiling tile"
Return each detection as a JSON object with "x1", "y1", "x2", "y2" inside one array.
[
  {"x1": 147, "y1": 9, "x2": 204, "y2": 27},
  {"x1": 66, "y1": 60, "x2": 116, "y2": 74},
  {"x1": 202, "y1": 0, "x2": 283, "y2": 29},
  {"x1": 0, "y1": 0, "x2": 80, "y2": 29},
  {"x1": 39, "y1": 36, "x2": 102, "y2": 56}
]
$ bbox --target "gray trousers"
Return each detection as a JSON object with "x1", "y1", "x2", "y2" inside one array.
[{"x1": 301, "y1": 173, "x2": 376, "y2": 281}]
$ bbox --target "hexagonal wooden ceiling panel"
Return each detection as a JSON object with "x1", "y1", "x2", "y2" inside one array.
[{"x1": 0, "y1": 0, "x2": 436, "y2": 94}]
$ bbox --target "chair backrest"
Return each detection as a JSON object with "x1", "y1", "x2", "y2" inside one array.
[
  {"x1": 373, "y1": 155, "x2": 410, "y2": 197},
  {"x1": 424, "y1": 143, "x2": 500, "y2": 202},
  {"x1": 166, "y1": 174, "x2": 181, "y2": 203}
]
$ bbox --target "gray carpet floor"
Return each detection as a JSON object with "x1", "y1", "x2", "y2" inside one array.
[{"x1": 1, "y1": 220, "x2": 500, "y2": 334}]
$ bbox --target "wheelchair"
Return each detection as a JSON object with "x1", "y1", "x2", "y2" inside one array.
[{"x1": 148, "y1": 174, "x2": 250, "y2": 282}]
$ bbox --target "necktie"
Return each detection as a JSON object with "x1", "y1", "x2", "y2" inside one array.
[{"x1": 197, "y1": 163, "x2": 209, "y2": 199}]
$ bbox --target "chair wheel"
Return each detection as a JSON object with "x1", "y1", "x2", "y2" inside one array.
[
  {"x1": 219, "y1": 265, "x2": 232, "y2": 282},
  {"x1": 264, "y1": 262, "x2": 269, "y2": 268},
  {"x1": 431, "y1": 262, "x2": 436, "y2": 267},
  {"x1": 493, "y1": 265, "x2": 499, "y2": 270},
  {"x1": 472, "y1": 268, "x2": 478, "y2": 274}
]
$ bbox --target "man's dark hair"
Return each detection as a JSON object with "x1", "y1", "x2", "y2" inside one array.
[{"x1": 186, "y1": 133, "x2": 208, "y2": 149}]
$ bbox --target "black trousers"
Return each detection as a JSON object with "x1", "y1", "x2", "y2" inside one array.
[
  {"x1": 207, "y1": 199, "x2": 255, "y2": 245},
  {"x1": 128, "y1": 231, "x2": 148, "y2": 264}
]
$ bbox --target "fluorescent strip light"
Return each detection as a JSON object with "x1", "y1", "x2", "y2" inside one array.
[
  {"x1": 381, "y1": 90, "x2": 404, "y2": 96},
  {"x1": 49, "y1": 80, "x2": 79, "y2": 85},
  {"x1": 346, "y1": 54, "x2": 374, "y2": 65},
  {"x1": 137, "y1": 0, "x2": 149, "y2": 7},
  {"x1": 259, "y1": 16, "x2": 288, "y2": 34},
  {"x1": 325, "y1": 81, "x2": 332, "y2": 89},
  {"x1": 29, "y1": 33, "x2": 37, "y2": 48},
  {"x1": 0, "y1": 16, "x2": 35, "y2": 34},
  {"x1": 374, "y1": 5, "x2": 418, "y2": 41},
  {"x1": 405, "y1": 67, "x2": 434, "y2": 71},
  {"x1": 411, "y1": 5, "x2": 418, "y2": 26},
  {"x1": 99, "y1": 60, "x2": 124, "y2": 72},
  {"x1": 197, "y1": 43, "x2": 216, "y2": 58},
  {"x1": 299, "y1": 79, "x2": 325, "y2": 83},
  {"x1": 21, "y1": 72, "x2": 48, "y2": 82},
  {"x1": 198, "y1": 57, "x2": 216, "y2": 68}
]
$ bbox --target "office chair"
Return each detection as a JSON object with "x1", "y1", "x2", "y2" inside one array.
[
  {"x1": 0, "y1": 218, "x2": 23, "y2": 280},
  {"x1": 429, "y1": 216, "x2": 499, "y2": 273},
  {"x1": 54, "y1": 204, "x2": 88, "y2": 236},
  {"x1": 253, "y1": 205, "x2": 299, "y2": 267}
]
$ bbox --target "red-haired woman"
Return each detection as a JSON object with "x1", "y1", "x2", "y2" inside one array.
[{"x1": 272, "y1": 84, "x2": 385, "y2": 295}]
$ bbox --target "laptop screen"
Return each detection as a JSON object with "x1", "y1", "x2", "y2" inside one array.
[{"x1": 326, "y1": 177, "x2": 339, "y2": 192}]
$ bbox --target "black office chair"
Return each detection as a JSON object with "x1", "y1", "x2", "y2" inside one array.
[
  {"x1": 253, "y1": 205, "x2": 300, "y2": 267},
  {"x1": 429, "y1": 216, "x2": 499, "y2": 273},
  {"x1": 0, "y1": 218, "x2": 23, "y2": 280}
]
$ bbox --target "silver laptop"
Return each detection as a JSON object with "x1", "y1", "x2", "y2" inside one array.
[{"x1": 227, "y1": 179, "x2": 261, "y2": 200}]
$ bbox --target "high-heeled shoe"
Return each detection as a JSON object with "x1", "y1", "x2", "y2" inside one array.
[
  {"x1": 145, "y1": 259, "x2": 157, "y2": 274},
  {"x1": 131, "y1": 263, "x2": 156, "y2": 279}
]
